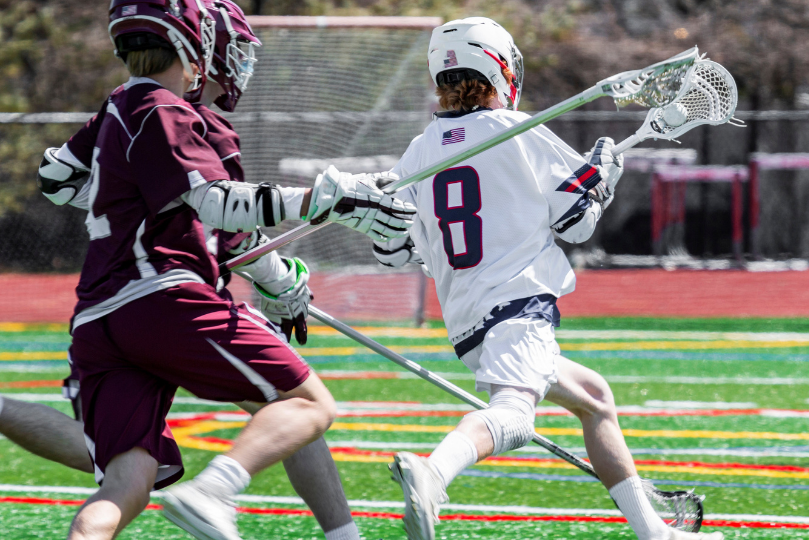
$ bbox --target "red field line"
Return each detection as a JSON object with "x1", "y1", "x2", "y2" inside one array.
[
  {"x1": 0, "y1": 380, "x2": 62, "y2": 388},
  {"x1": 1, "y1": 495, "x2": 805, "y2": 529}
]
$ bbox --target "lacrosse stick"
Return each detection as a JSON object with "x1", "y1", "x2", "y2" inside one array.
[
  {"x1": 308, "y1": 305, "x2": 705, "y2": 532},
  {"x1": 612, "y1": 59, "x2": 740, "y2": 155},
  {"x1": 221, "y1": 47, "x2": 701, "y2": 274}
]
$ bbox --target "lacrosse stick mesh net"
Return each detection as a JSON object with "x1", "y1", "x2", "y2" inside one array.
[
  {"x1": 642, "y1": 480, "x2": 704, "y2": 533},
  {"x1": 613, "y1": 60, "x2": 694, "y2": 109},
  {"x1": 651, "y1": 61, "x2": 736, "y2": 135}
]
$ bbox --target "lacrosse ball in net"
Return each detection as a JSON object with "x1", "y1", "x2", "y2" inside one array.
[{"x1": 662, "y1": 103, "x2": 688, "y2": 127}]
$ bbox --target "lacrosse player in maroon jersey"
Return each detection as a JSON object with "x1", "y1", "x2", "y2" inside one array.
[
  {"x1": 25, "y1": 3, "x2": 369, "y2": 539},
  {"x1": 28, "y1": 1, "x2": 414, "y2": 539}
]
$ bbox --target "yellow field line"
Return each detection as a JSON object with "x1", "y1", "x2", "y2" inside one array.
[
  {"x1": 309, "y1": 327, "x2": 448, "y2": 339},
  {"x1": 0, "y1": 323, "x2": 69, "y2": 333},
  {"x1": 169, "y1": 422, "x2": 809, "y2": 479},
  {"x1": 0, "y1": 352, "x2": 69, "y2": 361},
  {"x1": 172, "y1": 420, "x2": 809, "y2": 442},
  {"x1": 302, "y1": 346, "x2": 453, "y2": 356}
]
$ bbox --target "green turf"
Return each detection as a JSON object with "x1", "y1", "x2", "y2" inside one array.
[{"x1": 0, "y1": 318, "x2": 808, "y2": 538}]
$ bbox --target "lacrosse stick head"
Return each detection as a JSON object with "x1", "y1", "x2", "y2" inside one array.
[
  {"x1": 642, "y1": 480, "x2": 705, "y2": 532},
  {"x1": 633, "y1": 59, "x2": 738, "y2": 143},
  {"x1": 600, "y1": 47, "x2": 700, "y2": 109}
]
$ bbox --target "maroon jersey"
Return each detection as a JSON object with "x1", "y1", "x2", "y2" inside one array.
[
  {"x1": 67, "y1": 78, "x2": 230, "y2": 329},
  {"x1": 190, "y1": 104, "x2": 253, "y2": 259}
]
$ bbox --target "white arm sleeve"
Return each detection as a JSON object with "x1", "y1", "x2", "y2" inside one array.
[
  {"x1": 278, "y1": 186, "x2": 306, "y2": 220},
  {"x1": 553, "y1": 201, "x2": 602, "y2": 244}
]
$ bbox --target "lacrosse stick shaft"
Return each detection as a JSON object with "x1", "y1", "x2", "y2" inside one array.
[
  {"x1": 612, "y1": 134, "x2": 643, "y2": 155},
  {"x1": 220, "y1": 221, "x2": 331, "y2": 273},
  {"x1": 381, "y1": 87, "x2": 604, "y2": 194},
  {"x1": 308, "y1": 305, "x2": 599, "y2": 479}
]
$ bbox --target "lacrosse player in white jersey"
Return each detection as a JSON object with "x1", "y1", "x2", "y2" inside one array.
[{"x1": 373, "y1": 17, "x2": 722, "y2": 540}]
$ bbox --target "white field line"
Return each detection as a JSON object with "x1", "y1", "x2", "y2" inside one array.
[
  {"x1": 556, "y1": 330, "x2": 809, "y2": 342},
  {"x1": 644, "y1": 400, "x2": 758, "y2": 409},
  {"x1": 0, "y1": 484, "x2": 806, "y2": 523},
  {"x1": 311, "y1": 327, "x2": 809, "y2": 342}
]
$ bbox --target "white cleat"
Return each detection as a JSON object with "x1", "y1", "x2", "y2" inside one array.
[
  {"x1": 162, "y1": 481, "x2": 242, "y2": 540},
  {"x1": 667, "y1": 529, "x2": 724, "y2": 540},
  {"x1": 389, "y1": 452, "x2": 448, "y2": 540}
]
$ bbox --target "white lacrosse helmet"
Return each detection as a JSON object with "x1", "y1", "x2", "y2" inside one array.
[{"x1": 428, "y1": 17, "x2": 524, "y2": 110}]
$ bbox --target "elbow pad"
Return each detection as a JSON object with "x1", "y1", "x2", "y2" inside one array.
[
  {"x1": 196, "y1": 181, "x2": 285, "y2": 233},
  {"x1": 553, "y1": 202, "x2": 602, "y2": 244},
  {"x1": 37, "y1": 147, "x2": 90, "y2": 206}
]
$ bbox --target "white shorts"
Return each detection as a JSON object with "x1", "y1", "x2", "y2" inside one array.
[{"x1": 458, "y1": 318, "x2": 559, "y2": 399}]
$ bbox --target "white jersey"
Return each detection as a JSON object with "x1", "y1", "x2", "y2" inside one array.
[{"x1": 391, "y1": 108, "x2": 599, "y2": 341}]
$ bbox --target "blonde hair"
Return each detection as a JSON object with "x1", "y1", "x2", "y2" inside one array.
[
  {"x1": 436, "y1": 68, "x2": 514, "y2": 112},
  {"x1": 125, "y1": 48, "x2": 177, "y2": 77}
]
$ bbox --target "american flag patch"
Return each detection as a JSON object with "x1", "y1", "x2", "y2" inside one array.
[
  {"x1": 122, "y1": 5, "x2": 137, "y2": 15},
  {"x1": 444, "y1": 50, "x2": 458, "y2": 68},
  {"x1": 442, "y1": 127, "x2": 465, "y2": 145}
]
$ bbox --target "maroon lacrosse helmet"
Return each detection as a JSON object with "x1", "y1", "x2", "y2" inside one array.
[
  {"x1": 109, "y1": 0, "x2": 216, "y2": 102},
  {"x1": 206, "y1": 0, "x2": 261, "y2": 112}
]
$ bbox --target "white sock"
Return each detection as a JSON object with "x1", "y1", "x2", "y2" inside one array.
[
  {"x1": 427, "y1": 431, "x2": 478, "y2": 490},
  {"x1": 608, "y1": 476, "x2": 670, "y2": 540},
  {"x1": 195, "y1": 455, "x2": 251, "y2": 499},
  {"x1": 324, "y1": 521, "x2": 360, "y2": 540}
]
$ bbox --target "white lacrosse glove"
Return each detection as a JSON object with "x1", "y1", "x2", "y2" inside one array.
[
  {"x1": 37, "y1": 147, "x2": 90, "y2": 207},
  {"x1": 373, "y1": 234, "x2": 423, "y2": 268},
  {"x1": 304, "y1": 166, "x2": 416, "y2": 242},
  {"x1": 253, "y1": 257, "x2": 313, "y2": 345},
  {"x1": 584, "y1": 137, "x2": 624, "y2": 210}
]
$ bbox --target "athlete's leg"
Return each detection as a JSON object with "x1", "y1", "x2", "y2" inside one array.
[
  {"x1": 0, "y1": 397, "x2": 92, "y2": 473},
  {"x1": 545, "y1": 356, "x2": 672, "y2": 540},
  {"x1": 282, "y1": 438, "x2": 358, "y2": 540},
  {"x1": 237, "y1": 401, "x2": 361, "y2": 538},
  {"x1": 543, "y1": 356, "x2": 635, "y2": 487},
  {"x1": 67, "y1": 447, "x2": 157, "y2": 540},
  {"x1": 225, "y1": 374, "x2": 336, "y2": 474}
]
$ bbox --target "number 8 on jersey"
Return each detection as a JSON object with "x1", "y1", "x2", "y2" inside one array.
[{"x1": 433, "y1": 167, "x2": 483, "y2": 270}]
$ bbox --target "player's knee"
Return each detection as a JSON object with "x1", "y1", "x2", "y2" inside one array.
[
  {"x1": 575, "y1": 371, "x2": 616, "y2": 419},
  {"x1": 467, "y1": 391, "x2": 536, "y2": 455},
  {"x1": 307, "y1": 384, "x2": 337, "y2": 432}
]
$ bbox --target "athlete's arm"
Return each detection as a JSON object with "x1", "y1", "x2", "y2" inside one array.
[
  {"x1": 37, "y1": 145, "x2": 91, "y2": 208},
  {"x1": 182, "y1": 166, "x2": 416, "y2": 242},
  {"x1": 223, "y1": 230, "x2": 312, "y2": 345},
  {"x1": 37, "y1": 104, "x2": 108, "y2": 209},
  {"x1": 551, "y1": 137, "x2": 624, "y2": 244}
]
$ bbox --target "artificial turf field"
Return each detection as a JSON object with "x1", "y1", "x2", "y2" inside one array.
[{"x1": 1, "y1": 316, "x2": 808, "y2": 539}]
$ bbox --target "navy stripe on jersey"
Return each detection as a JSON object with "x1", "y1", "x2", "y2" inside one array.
[{"x1": 555, "y1": 164, "x2": 602, "y2": 195}]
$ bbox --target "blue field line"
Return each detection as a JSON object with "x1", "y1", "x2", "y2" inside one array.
[
  {"x1": 460, "y1": 469, "x2": 809, "y2": 490},
  {"x1": 0, "y1": 343, "x2": 72, "y2": 352}
]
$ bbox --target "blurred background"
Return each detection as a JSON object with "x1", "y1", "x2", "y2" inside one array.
[{"x1": 1, "y1": 0, "x2": 809, "y2": 323}]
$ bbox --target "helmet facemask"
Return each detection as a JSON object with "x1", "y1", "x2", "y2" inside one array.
[{"x1": 225, "y1": 38, "x2": 257, "y2": 92}]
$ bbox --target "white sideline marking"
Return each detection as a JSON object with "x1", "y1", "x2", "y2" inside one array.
[
  {"x1": 644, "y1": 400, "x2": 758, "y2": 409},
  {"x1": 0, "y1": 484, "x2": 807, "y2": 523},
  {"x1": 606, "y1": 376, "x2": 809, "y2": 385},
  {"x1": 556, "y1": 330, "x2": 809, "y2": 342}
]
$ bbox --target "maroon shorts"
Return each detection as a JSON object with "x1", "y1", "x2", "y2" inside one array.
[{"x1": 69, "y1": 282, "x2": 310, "y2": 489}]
